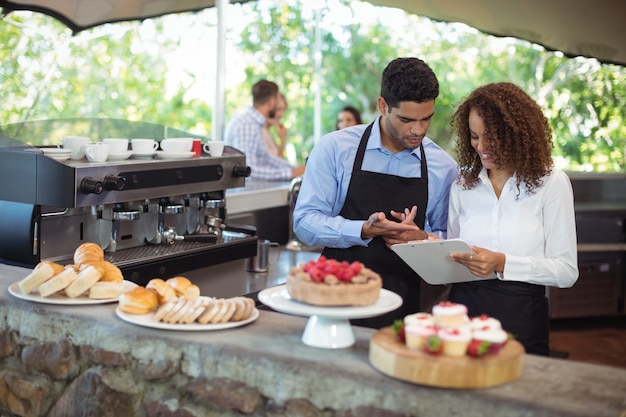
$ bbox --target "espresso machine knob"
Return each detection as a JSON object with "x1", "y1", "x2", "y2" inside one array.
[
  {"x1": 80, "y1": 177, "x2": 103, "y2": 194},
  {"x1": 233, "y1": 164, "x2": 251, "y2": 178},
  {"x1": 103, "y1": 175, "x2": 126, "y2": 191}
]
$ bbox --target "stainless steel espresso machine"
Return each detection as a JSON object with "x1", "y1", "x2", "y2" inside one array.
[{"x1": 0, "y1": 119, "x2": 256, "y2": 285}]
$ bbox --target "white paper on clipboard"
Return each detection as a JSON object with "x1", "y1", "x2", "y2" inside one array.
[{"x1": 391, "y1": 238, "x2": 495, "y2": 285}]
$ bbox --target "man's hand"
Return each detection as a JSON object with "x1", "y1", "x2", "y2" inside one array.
[
  {"x1": 381, "y1": 206, "x2": 428, "y2": 247},
  {"x1": 362, "y1": 206, "x2": 426, "y2": 244}
]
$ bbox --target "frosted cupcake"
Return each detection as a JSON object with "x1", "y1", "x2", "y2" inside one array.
[
  {"x1": 432, "y1": 301, "x2": 468, "y2": 328},
  {"x1": 439, "y1": 325, "x2": 472, "y2": 357},
  {"x1": 470, "y1": 314, "x2": 502, "y2": 332},
  {"x1": 472, "y1": 328, "x2": 510, "y2": 354},
  {"x1": 404, "y1": 312, "x2": 435, "y2": 328},
  {"x1": 405, "y1": 324, "x2": 437, "y2": 351}
]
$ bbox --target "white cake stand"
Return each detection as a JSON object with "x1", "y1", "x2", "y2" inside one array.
[{"x1": 258, "y1": 285, "x2": 403, "y2": 349}]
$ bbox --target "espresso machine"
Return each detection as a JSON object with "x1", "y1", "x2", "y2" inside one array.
[{"x1": 0, "y1": 119, "x2": 257, "y2": 285}]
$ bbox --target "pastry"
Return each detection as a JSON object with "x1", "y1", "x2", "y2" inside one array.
[
  {"x1": 88, "y1": 281, "x2": 126, "y2": 299},
  {"x1": 118, "y1": 286, "x2": 158, "y2": 314},
  {"x1": 405, "y1": 324, "x2": 437, "y2": 351},
  {"x1": 37, "y1": 268, "x2": 78, "y2": 298},
  {"x1": 65, "y1": 264, "x2": 102, "y2": 298},
  {"x1": 73, "y1": 242, "x2": 105, "y2": 267},
  {"x1": 432, "y1": 301, "x2": 468, "y2": 328},
  {"x1": 286, "y1": 256, "x2": 382, "y2": 306},
  {"x1": 146, "y1": 278, "x2": 177, "y2": 304},
  {"x1": 165, "y1": 276, "x2": 200, "y2": 299},
  {"x1": 439, "y1": 325, "x2": 472, "y2": 357},
  {"x1": 18, "y1": 261, "x2": 56, "y2": 294},
  {"x1": 100, "y1": 261, "x2": 124, "y2": 282}
]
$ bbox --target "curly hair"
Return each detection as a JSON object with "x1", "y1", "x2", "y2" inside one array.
[
  {"x1": 380, "y1": 57, "x2": 439, "y2": 108},
  {"x1": 451, "y1": 82, "x2": 554, "y2": 195}
]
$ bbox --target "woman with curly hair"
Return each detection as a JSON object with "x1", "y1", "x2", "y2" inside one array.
[{"x1": 446, "y1": 82, "x2": 578, "y2": 356}]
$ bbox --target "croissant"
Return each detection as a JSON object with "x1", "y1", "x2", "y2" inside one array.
[
  {"x1": 73, "y1": 242, "x2": 104, "y2": 267},
  {"x1": 100, "y1": 261, "x2": 124, "y2": 282}
]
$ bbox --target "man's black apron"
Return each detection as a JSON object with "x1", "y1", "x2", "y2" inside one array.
[
  {"x1": 448, "y1": 269, "x2": 550, "y2": 356},
  {"x1": 322, "y1": 121, "x2": 428, "y2": 329}
]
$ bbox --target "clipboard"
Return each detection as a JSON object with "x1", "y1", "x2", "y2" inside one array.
[{"x1": 391, "y1": 239, "x2": 495, "y2": 285}]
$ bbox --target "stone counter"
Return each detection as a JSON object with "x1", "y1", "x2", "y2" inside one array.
[{"x1": 1, "y1": 263, "x2": 626, "y2": 417}]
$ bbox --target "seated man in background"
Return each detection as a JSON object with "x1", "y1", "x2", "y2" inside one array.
[
  {"x1": 225, "y1": 80, "x2": 305, "y2": 181},
  {"x1": 262, "y1": 92, "x2": 288, "y2": 158}
]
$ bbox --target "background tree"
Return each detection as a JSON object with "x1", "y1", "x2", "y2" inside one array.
[{"x1": 1, "y1": 1, "x2": 624, "y2": 171}]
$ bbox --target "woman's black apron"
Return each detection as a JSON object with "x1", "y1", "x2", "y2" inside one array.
[
  {"x1": 322, "y1": 121, "x2": 428, "y2": 329},
  {"x1": 448, "y1": 277, "x2": 550, "y2": 356}
]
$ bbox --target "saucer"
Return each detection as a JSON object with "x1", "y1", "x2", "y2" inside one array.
[
  {"x1": 157, "y1": 151, "x2": 195, "y2": 160},
  {"x1": 41, "y1": 148, "x2": 72, "y2": 160},
  {"x1": 107, "y1": 150, "x2": 133, "y2": 161},
  {"x1": 131, "y1": 150, "x2": 157, "y2": 158}
]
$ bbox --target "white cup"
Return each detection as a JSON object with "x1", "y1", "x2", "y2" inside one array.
[
  {"x1": 84, "y1": 142, "x2": 110, "y2": 162},
  {"x1": 131, "y1": 138, "x2": 159, "y2": 154},
  {"x1": 203, "y1": 140, "x2": 225, "y2": 157},
  {"x1": 160, "y1": 138, "x2": 193, "y2": 153},
  {"x1": 61, "y1": 136, "x2": 90, "y2": 160},
  {"x1": 103, "y1": 138, "x2": 129, "y2": 154}
]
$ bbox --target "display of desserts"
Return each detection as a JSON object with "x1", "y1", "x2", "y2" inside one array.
[
  {"x1": 286, "y1": 256, "x2": 382, "y2": 306},
  {"x1": 394, "y1": 301, "x2": 512, "y2": 358}
]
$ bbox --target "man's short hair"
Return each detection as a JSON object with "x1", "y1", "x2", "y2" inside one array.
[
  {"x1": 252, "y1": 80, "x2": 279, "y2": 106},
  {"x1": 380, "y1": 57, "x2": 439, "y2": 109}
]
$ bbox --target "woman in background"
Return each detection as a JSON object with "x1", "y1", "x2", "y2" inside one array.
[
  {"x1": 336, "y1": 105, "x2": 362, "y2": 130},
  {"x1": 446, "y1": 82, "x2": 578, "y2": 356}
]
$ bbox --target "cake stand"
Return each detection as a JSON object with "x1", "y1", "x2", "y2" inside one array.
[{"x1": 258, "y1": 285, "x2": 402, "y2": 349}]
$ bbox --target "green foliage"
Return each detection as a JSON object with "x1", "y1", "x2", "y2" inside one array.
[{"x1": 1, "y1": 2, "x2": 624, "y2": 171}]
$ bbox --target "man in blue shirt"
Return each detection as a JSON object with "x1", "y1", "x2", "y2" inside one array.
[
  {"x1": 225, "y1": 80, "x2": 305, "y2": 181},
  {"x1": 293, "y1": 57, "x2": 458, "y2": 327}
]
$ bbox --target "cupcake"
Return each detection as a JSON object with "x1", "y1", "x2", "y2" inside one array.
[
  {"x1": 404, "y1": 312, "x2": 435, "y2": 328},
  {"x1": 432, "y1": 301, "x2": 468, "y2": 328},
  {"x1": 472, "y1": 328, "x2": 509, "y2": 354},
  {"x1": 470, "y1": 314, "x2": 502, "y2": 332},
  {"x1": 405, "y1": 324, "x2": 438, "y2": 351},
  {"x1": 439, "y1": 325, "x2": 472, "y2": 357}
]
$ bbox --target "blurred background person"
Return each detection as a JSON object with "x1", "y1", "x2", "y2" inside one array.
[
  {"x1": 336, "y1": 105, "x2": 363, "y2": 130},
  {"x1": 262, "y1": 93, "x2": 287, "y2": 158},
  {"x1": 225, "y1": 80, "x2": 305, "y2": 181}
]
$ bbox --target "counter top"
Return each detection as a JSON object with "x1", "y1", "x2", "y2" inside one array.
[
  {"x1": 226, "y1": 180, "x2": 291, "y2": 215},
  {"x1": 1, "y1": 260, "x2": 626, "y2": 416}
]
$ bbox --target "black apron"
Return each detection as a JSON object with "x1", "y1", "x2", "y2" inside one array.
[
  {"x1": 448, "y1": 280, "x2": 550, "y2": 356},
  {"x1": 322, "y1": 121, "x2": 428, "y2": 329}
]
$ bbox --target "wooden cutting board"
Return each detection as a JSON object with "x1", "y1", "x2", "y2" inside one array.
[{"x1": 369, "y1": 326, "x2": 524, "y2": 389}]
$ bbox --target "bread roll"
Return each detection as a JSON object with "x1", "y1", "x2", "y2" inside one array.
[
  {"x1": 41, "y1": 261, "x2": 66, "y2": 275},
  {"x1": 38, "y1": 268, "x2": 78, "y2": 297},
  {"x1": 65, "y1": 264, "x2": 102, "y2": 298},
  {"x1": 118, "y1": 287, "x2": 158, "y2": 314},
  {"x1": 146, "y1": 278, "x2": 177, "y2": 304},
  {"x1": 100, "y1": 261, "x2": 123, "y2": 282},
  {"x1": 73, "y1": 242, "x2": 104, "y2": 267},
  {"x1": 88, "y1": 281, "x2": 125, "y2": 299},
  {"x1": 18, "y1": 261, "x2": 56, "y2": 294},
  {"x1": 165, "y1": 276, "x2": 200, "y2": 299}
]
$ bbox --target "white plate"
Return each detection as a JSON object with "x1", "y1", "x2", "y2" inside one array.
[
  {"x1": 131, "y1": 150, "x2": 157, "y2": 158},
  {"x1": 156, "y1": 151, "x2": 195, "y2": 160},
  {"x1": 41, "y1": 148, "x2": 72, "y2": 160},
  {"x1": 8, "y1": 280, "x2": 137, "y2": 305},
  {"x1": 115, "y1": 305, "x2": 259, "y2": 331},
  {"x1": 258, "y1": 285, "x2": 403, "y2": 319},
  {"x1": 107, "y1": 150, "x2": 133, "y2": 161}
]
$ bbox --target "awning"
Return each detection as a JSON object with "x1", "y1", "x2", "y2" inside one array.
[{"x1": 2, "y1": 0, "x2": 625, "y2": 66}]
